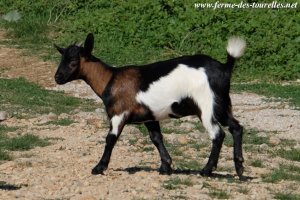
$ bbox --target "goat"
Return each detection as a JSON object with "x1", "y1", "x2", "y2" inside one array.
[{"x1": 54, "y1": 33, "x2": 246, "y2": 177}]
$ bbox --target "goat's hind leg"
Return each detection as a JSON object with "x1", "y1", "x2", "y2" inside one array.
[
  {"x1": 228, "y1": 115, "x2": 244, "y2": 177},
  {"x1": 145, "y1": 121, "x2": 172, "y2": 175},
  {"x1": 200, "y1": 119, "x2": 225, "y2": 176}
]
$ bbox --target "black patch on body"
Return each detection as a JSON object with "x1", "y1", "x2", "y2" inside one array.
[
  {"x1": 133, "y1": 55, "x2": 219, "y2": 92},
  {"x1": 169, "y1": 97, "x2": 200, "y2": 118}
]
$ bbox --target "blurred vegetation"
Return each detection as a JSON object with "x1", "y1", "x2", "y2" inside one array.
[{"x1": 0, "y1": 0, "x2": 299, "y2": 81}]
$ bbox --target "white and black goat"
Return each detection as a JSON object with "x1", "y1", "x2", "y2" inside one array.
[{"x1": 54, "y1": 33, "x2": 246, "y2": 177}]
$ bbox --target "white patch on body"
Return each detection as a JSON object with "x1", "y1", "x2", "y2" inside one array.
[
  {"x1": 136, "y1": 64, "x2": 219, "y2": 139},
  {"x1": 226, "y1": 37, "x2": 246, "y2": 58},
  {"x1": 111, "y1": 111, "x2": 128, "y2": 136}
]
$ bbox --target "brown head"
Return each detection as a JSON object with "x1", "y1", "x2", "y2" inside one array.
[{"x1": 54, "y1": 33, "x2": 94, "y2": 84}]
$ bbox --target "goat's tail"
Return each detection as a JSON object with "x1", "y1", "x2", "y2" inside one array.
[{"x1": 225, "y1": 37, "x2": 246, "y2": 72}]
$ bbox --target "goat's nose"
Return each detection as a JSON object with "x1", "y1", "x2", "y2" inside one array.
[
  {"x1": 54, "y1": 73, "x2": 64, "y2": 84},
  {"x1": 54, "y1": 73, "x2": 60, "y2": 80}
]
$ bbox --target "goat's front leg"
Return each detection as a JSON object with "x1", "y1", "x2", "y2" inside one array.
[
  {"x1": 92, "y1": 113, "x2": 127, "y2": 175},
  {"x1": 145, "y1": 121, "x2": 172, "y2": 175}
]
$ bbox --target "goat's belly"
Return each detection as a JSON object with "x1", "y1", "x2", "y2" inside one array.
[{"x1": 149, "y1": 97, "x2": 199, "y2": 120}]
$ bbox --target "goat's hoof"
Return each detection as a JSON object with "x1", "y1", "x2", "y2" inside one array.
[
  {"x1": 91, "y1": 165, "x2": 107, "y2": 175},
  {"x1": 159, "y1": 165, "x2": 172, "y2": 175},
  {"x1": 235, "y1": 164, "x2": 244, "y2": 177},
  {"x1": 200, "y1": 168, "x2": 212, "y2": 177}
]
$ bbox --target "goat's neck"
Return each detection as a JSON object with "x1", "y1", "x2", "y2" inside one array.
[{"x1": 80, "y1": 58, "x2": 113, "y2": 97}]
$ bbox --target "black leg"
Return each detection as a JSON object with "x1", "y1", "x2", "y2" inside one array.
[
  {"x1": 228, "y1": 117, "x2": 244, "y2": 177},
  {"x1": 92, "y1": 132, "x2": 118, "y2": 175},
  {"x1": 92, "y1": 114, "x2": 127, "y2": 175},
  {"x1": 145, "y1": 121, "x2": 172, "y2": 175},
  {"x1": 200, "y1": 128, "x2": 225, "y2": 176}
]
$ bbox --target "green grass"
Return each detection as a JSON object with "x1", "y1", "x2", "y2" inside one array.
[
  {"x1": 274, "y1": 193, "x2": 300, "y2": 200},
  {"x1": 224, "y1": 128, "x2": 269, "y2": 147},
  {"x1": 163, "y1": 176, "x2": 193, "y2": 190},
  {"x1": 129, "y1": 138, "x2": 138, "y2": 146},
  {"x1": 142, "y1": 146, "x2": 154, "y2": 152},
  {"x1": 0, "y1": 78, "x2": 99, "y2": 117},
  {"x1": 209, "y1": 189, "x2": 230, "y2": 199},
  {"x1": 4, "y1": 134, "x2": 49, "y2": 151},
  {"x1": 175, "y1": 159, "x2": 200, "y2": 170},
  {"x1": 0, "y1": 125, "x2": 19, "y2": 160},
  {"x1": 0, "y1": 150, "x2": 12, "y2": 161},
  {"x1": 262, "y1": 164, "x2": 300, "y2": 183},
  {"x1": 135, "y1": 125, "x2": 148, "y2": 136},
  {"x1": 237, "y1": 187, "x2": 250, "y2": 195},
  {"x1": 165, "y1": 141, "x2": 184, "y2": 157},
  {"x1": 0, "y1": 124, "x2": 18, "y2": 134},
  {"x1": 276, "y1": 148, "x2": 300, "y2": 162},
  {"x1": 250, "y1": 159, "x2": 264, "y2": 168},
  {"x1": 232, "y1": 83, "x2": 300, "y2": 108},
  {"x1": 0, "y1": 124, "x2": 49, "y2": 160}
]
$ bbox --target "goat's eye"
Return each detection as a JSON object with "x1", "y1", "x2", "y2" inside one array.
[{"x1": 70, "y1": 62, "x2": 78, "y2": 68}]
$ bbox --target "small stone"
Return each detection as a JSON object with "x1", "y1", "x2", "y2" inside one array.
[
  {"x1": 177, "y1": 135, "x2": 188, "y2": 145},
  {"x1": 131, "y1": 190, "x2": 137, "y2": 195},
  {"x1": 269, "y1": 136, "x2": 281, "y2": 146},
  {"x1": 259, "y1": 143, "x2": 268, "y2": 151},
  {"x1": 179, "y1": 122, "x2": 195, "y2": 132},
  {"x1": 257, "y1": 132, "x2": 267, "y2": 138},
  {"x1": 165, "y1": 133, "x2": 177, "y2": 144},
  {"x1": 38, "y1": 112, "x2": 58, "y2": 124},
  {"x1": 0, "y1": 111, "x2": 8, "y2": 121},
  {"x1": 48, "y1": 112, "x2": 58, "y2": 121},
  {"x1": 86, "y1": 118, "x2": 99, "y2": 126},
  {"x1": 193, "y1": 183, "x2": 203, "y2": 189}
]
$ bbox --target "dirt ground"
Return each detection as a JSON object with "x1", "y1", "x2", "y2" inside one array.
[{"x1": 0, "y1": 31, "x2": 300, "y2": 200}]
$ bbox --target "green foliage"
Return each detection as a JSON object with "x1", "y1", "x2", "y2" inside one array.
[
  {"x1": 0, "y1": 124, "x2": 18, "y2": 134},
  {"x1": 262, "y1": 164, "x2": 300, "y2": 183},
  {"x1": 0, "y1": 149, "x2": 12, "y2": 161},
  {"x1": 250, "y1": 159, "x2": 264, "y2": 168},
  {"x1": 275, "y1": 193, "x2": 300, "y2": 200},
  {"x1": 209, "y1": 189, "x2": 230, "y2": 199},
  {"x1": 176, "y1": 160, "x2": 200, "y2": 170},
  {"x1": 142, "y1": 146, "x2": 154, "y2": 152},
  {"x1": 224, "y1": 128, "x2": 268, "y2": 147},
  {"x1": 4, "y1": 134, "x2": 49, "y2": 151},
  {"x1": 135, "y1": 125, "x2": 148, "y2": 136},
  {"x1": 0, "y1": 124, "x2": 49, "y2": 160},
  {"x1": 0, "y1": 78, "x2": 99, "y2": 117},
  {"x1": 276, "y1": 148, "x2": 300, "y2": 161},
  {"x1": 163, "y1": 176, "x2": 193, "y2": 190},
  {"x1": 1, "y1": 0, "x2": 299, "y2": 81}
]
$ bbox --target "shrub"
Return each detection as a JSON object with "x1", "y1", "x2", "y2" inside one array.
[{"x1": 1, "y1": 0, "x2": 299, "y2": 81}]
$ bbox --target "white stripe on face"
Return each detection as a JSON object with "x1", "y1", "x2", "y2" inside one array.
[{"x1": 110, "y1": 111, "x2": 128, "y2": 136}]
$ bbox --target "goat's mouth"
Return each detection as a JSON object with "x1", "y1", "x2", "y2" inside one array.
[{"x1": 55, "y1": 74, "x2": 67, "y2": 85}]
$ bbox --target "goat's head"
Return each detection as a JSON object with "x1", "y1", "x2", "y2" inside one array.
[{"x1": 54, "y1": 33, "x2": 94, "y2": 84}]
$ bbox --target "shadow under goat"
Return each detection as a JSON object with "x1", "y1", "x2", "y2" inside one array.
[{"x1": 54, "y1": 33, "x2": 246, "y2": 177}]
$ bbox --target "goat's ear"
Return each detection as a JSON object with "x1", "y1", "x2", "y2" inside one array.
[
  {"x1": 84, "y1": 33, "x2": 94, "y2": 56},
  {"x1": 54, "y1": 44, "x2": 65, "y2": 55}
]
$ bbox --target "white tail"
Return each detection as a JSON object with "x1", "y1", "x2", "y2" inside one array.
[{"x1": 226, "y1": 37, "x2": 246, "y2": 58}]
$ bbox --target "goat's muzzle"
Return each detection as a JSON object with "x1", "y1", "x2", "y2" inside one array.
[{"x1": 55, "y1": 73, "x2": 66, "y2": 85}]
